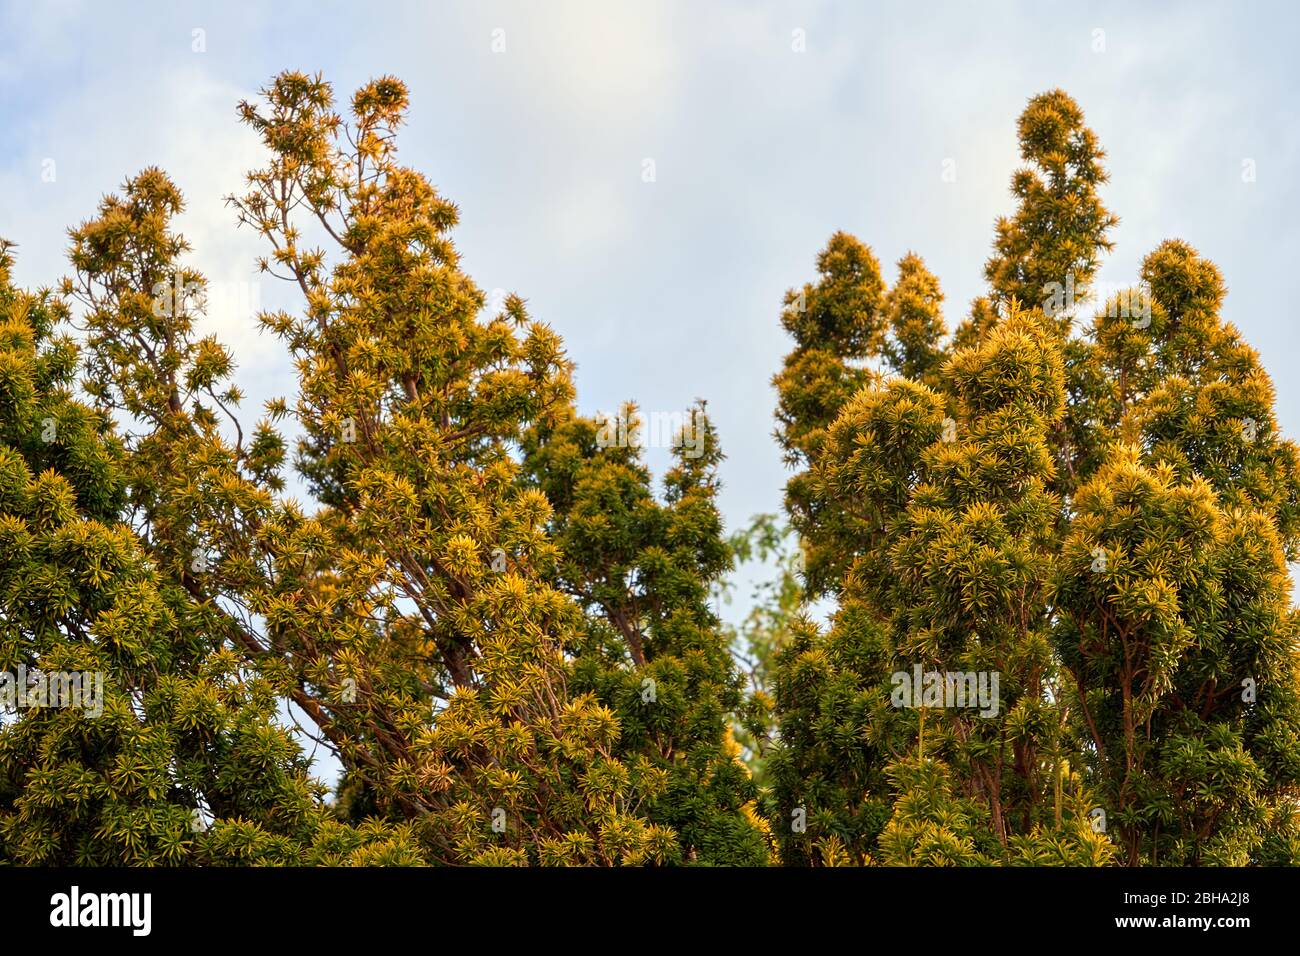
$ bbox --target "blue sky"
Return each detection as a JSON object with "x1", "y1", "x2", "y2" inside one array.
[
  {"x1": 3, "y1": 0, "x2": 1298, "y2": 782},
  {"x1": 4, "y1": 0, "x2": 1298, "y2": 554}
]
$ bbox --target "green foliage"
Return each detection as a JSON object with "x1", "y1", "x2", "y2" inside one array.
[
  {"x1": 883, "y1": 253, "x2": 948, "y2": 385},
  {"x1": 773, "y1": 232, "x2": 888, "y2": 598},
  {"x1": 764, "y1": 89, "x2": 1300, "y2": 867},
  {"x1": 520, "y1": 404, "x2": 770, "y2": 864},
  {"x1": 218, "y1": 71, "x2": 681, "y2": 864},
  {"x1": 0, "y1": 71, "x2": 697, "y2": 867},
  {"x1": 1, "y1": 76, "x2": 1296, "y2": 869},
  {"x1": 0, "y1": 240, "x2": 392, "y2": 865},
  {"x1": 983, "y1": 89, "x2": 1119, "y2": 328},
  {"x1": 723, "y1": 513, "x2": 804, "y2": 787}
]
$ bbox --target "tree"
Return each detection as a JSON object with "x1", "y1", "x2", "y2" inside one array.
[
  {"x1": 0, "y1": 239, "x2": 419, "y2": 864},
  {"x1": 763, "y1": 89, "x2": 1300, "y2": 866},
  {"x1": 768, "y1": 307, "x2": 1110, "y2": 864},
  {"x1": 882, "y1": 253, "x2": 947, "y2": 386},
  {"x1": 1053, "y1": 241, "x2": 1300, "y2": 864},
  {"x1": 983, "y1": 88, "x2": 1119, "y2": 330},
  {"x1": 773, "y1": 232, "x2": 888, "y2": 598},
  {"x1": 5, "y1": 71, "x2": 689, "y2": 866},
  {"x1": 520, "y1": 403, "x2": 771, "y2": 863},
  {"x1": 4, "y1": 70, "x2": 1298, "y2": 868},
  {"x1": 219, "y1": 71, "x2": 681, "y2": 864}
]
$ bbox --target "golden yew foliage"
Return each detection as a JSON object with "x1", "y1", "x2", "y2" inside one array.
[
  {"x1": 222, "y1": 71, "x2": 685, "y2": 863},
  {"x1": 766, "y1": 89, "x2": 1300, "y2": 867},
  {"x1": 5, "y1": 74, "x2": 1299, "y2": 869},
  {"x1": 1, "y1": 71, "x2": 693, "y2": 865},
  {"x1": 0, "y1": 242, "x2": 424, "y2": 865}
]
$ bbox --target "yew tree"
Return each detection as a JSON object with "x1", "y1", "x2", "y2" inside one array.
[
  {"x1": 765, "y1": 89, "x2": 1300, "y2": 866},
  {"x1": 521, "y1": 404, "x2": 771, "y2": 863},
  {"x1": 0, "y1": 239, "x2": 404, "y2": 865},
  {"x1": 2, "y1": 71, "x2": 1296, "y2": 870}
]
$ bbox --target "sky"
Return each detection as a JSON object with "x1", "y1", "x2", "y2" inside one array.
[{"x1": 3, "y1": 0, "x2": 1298, "y2": 782}]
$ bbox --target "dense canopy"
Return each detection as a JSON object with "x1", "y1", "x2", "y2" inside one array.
[{"x1": 1, "y1": 76, "x2": 1295, "y2": 866}]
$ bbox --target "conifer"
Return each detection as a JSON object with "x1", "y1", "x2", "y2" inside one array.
[
  {"x1": 882, "y1": 253, "x2": 947, "y2": 386},
  {"x1": 0, "y1": 241, "x2": 399, "y2": 864},
  {"x1": 222, "y1": 72, "x2": 676, "y2": 864},
  {"x1": 773, "y1": 232, "x2": 888, "y2": 597},
  {"x1": 984, "y1": 89, "x2": 1119, "y2": 331},
  {"x1": 765, "y1": 88, "x2": 1300, "y2": 867},
  {"x1": 520, "y1": 403, "x2": 770, "y2": 863}
]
